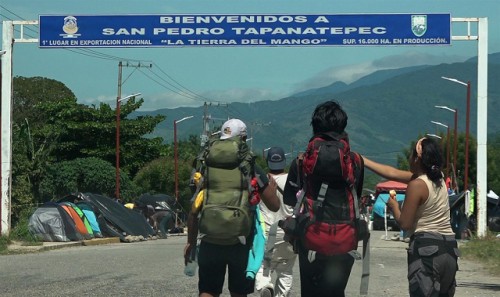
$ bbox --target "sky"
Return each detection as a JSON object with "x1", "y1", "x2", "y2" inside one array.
[{"x1": 1, "y1": 0, "x2": 499, "y2": 111}]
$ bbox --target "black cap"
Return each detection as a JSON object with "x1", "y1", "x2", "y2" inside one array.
[{"x1": 266, "y1": 147, "x2": 286, "y2": 170}]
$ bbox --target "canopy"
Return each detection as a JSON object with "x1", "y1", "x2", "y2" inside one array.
[
  {"x1": 375, "y1": 180, "x2": 407, "y2": 193},
  {"x1": 487, "y1": 190, "x2": 499, "y2": 199}
]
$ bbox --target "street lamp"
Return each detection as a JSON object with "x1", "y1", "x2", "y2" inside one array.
[
  {"x1": 435, "y1": 105, "x2": 458, "y2": 189},
  {"x1": 174, "y1": 116, "x2": 194, "y2": 203},
  {"x1": 442, "y1": 76, "x2": 471, "y2": 191},
  {"x1": 430, "y1": 121, "x2": 450, "y2": 178},
  {"x1": 426, "y1": 133, "x2": 442, "y2": 139},
  {"x1": 116, "y1": 93, "x2": 141, "y2": 200},
  {"x1": 263, "y1": 147, "x2": 271, "y2": 159}
]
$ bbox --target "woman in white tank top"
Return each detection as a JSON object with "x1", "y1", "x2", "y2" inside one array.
[{"x1": 363, "y1": 137, "x2": 459, "y2": 297}]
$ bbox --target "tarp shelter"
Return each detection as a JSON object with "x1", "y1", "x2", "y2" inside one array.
[
  {"x1": 136, "y1": 193, "x2": 176, "y2": 211},
  {"x1": 59, "y1": 193, "x2": 155, "y2": 241},
  {"x1": 28, "y1": 202, "x2": 84, "y2": 242}
]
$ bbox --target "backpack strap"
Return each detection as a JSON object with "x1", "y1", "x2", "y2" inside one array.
[
  {"x1": 360, "y1": 232, "x2": 370, "y2": 296},
  {"x1": 351, "y1": 152, "x2": 370, "y2": 296}
]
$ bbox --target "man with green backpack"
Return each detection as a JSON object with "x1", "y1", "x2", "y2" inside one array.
[{"x1": 184, "y1": 118, "x2": 280, "y2": 297}]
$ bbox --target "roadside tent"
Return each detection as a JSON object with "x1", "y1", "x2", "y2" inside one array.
[
  {"x1": 76, "y1": 201, "x2": 103, "y2": 237},
  {"x1": 136, "y1": 193, "x2": 176, "y2": 211},
  {"x1": 59, "y1": 193, "x2": 155, "y2": 241},
  {"x1": 28, "y1": 202, "x2": 84, "y2": 242},
  {"x1": 61, "y1": 202, "x2": 94, "y2": 238},
  {"x1": 60, "y1": 204, "x2": 92, "y2": 240}
]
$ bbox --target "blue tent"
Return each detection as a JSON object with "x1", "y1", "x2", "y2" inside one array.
[{"x1": 77, "y1": 201, "x2": 103, "y2": 238}]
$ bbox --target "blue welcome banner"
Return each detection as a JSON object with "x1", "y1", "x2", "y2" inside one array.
[{"x1": 39, "y1": 14, "x2": 451, "y2": 48}]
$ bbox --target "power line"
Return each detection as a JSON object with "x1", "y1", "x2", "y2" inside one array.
[
  {"x1": 152, "y1": 63, "x2": 212, "y2": 102},
  {"x1": 1, "y1": 6, "x2": 206, "y2": 100}
]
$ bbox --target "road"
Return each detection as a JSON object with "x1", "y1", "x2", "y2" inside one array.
[{"x1": 0, "y1": 231, "x2": 499, "y2": 297}]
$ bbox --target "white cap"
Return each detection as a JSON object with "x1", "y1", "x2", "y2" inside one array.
[{"x1": 220, "y1": 119, "x2": 247, "y2": 140}]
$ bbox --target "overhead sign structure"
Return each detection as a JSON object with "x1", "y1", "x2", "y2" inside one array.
[{"x1": 39, "y1": 14, "x2": 451, "y2": 48}]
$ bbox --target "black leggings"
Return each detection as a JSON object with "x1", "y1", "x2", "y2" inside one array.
[{"x1": 298, "y1": 244, "x2": 355, "y2": 297}]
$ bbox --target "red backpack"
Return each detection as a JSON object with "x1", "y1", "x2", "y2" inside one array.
[{"x1": 299, "y1": 132, "x2": 366, "y2": 255}]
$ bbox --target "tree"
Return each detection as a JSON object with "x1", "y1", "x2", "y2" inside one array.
[
  {"x1": 13, "y1": 76, "x2": 77, "y2": 127},
  {"x1": 487, "y1": 134, "x2": 500, "y2": 192},
  {"x1": 39, "y1": 157, "x2": 139, "y2": 202},
  {"x1": 11, "y1": 76, "x2": 167, "y2": 213},
  {"x1": 35, "y1": 98, "x2": 166, "y2": 176}
]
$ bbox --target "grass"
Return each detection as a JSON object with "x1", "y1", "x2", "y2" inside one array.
[
  {"x1": 460, "y1": 232, "x2": 500, "y2": 275},
  {"x1": 0, "y1": 236, "x2": 10, "y2": 255},
  {"x1": 0, "y1": 208, "x2": 41, "y2": 254}
]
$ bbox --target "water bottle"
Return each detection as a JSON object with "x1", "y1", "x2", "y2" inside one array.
[{"x1": 184, "y1": 245, "x2": 198, "y2": 277}]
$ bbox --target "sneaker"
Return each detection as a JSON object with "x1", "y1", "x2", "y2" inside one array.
[
  {"x1": 390, "y1": 233, "x2": 400, "y2": 241},
  {"x1": 403, "y1": 237, "x2": 411, "y2": 243},
  {"x1": 260, "y1": 286, "x2": 274, "y2": 297}
]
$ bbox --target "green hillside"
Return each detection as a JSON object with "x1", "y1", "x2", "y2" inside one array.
[{"x1": 136, "y1": 53, "x2": 500, "y2": 165}]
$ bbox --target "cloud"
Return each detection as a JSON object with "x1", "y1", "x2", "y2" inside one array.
[
  {"x1": 201, "y1": 88, "x2": 288, "y2": 104},
  {"x1": 293, "y1": 51, "x2": 465, "y2": 93},
  {"x1": 80, "y1": 51, "x2": 467, "y2": 110},
  {"x1": 81, "y1": 88, "x2": 290, "y2": 111}
]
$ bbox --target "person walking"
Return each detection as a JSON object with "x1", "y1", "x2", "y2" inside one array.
[
  {"x1": 363, "y1": 137, "x2": 459, "y2": 296},
  {"x1": 184, "y1": 118, "x2": 280, "y2": 297},
  {"x1": 283, "y1": 101, "x2": 365, "y2": 297},
  {"x1": 255, "y1": 147, "x2": 297, "y2": 297}
]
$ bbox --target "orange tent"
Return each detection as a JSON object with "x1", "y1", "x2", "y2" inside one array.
[{"x1": 61, "y1": 204, "x2": 90, "y2": 239}]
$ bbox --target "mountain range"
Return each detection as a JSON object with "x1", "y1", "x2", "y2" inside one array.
[{"x1": 135, "y1": 52, "x2": 500, "y2": 164}]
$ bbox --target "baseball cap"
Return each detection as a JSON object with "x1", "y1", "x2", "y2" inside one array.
[
  {"x1": 220, "y1": 119, "x2": 247, "y2": 140},
  {"x1": 266, "y1": 147, "x2": 286, "y2": 170}
]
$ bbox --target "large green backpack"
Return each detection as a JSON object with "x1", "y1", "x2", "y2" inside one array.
[{"x1": 198, "y1": 137, "x2": 255, "y2": 245}]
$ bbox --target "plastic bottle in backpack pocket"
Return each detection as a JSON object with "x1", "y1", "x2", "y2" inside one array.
[{"x1": 184, "y1": 245, "x2": 198, "y2": 277}]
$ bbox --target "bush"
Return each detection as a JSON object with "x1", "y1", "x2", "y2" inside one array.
[{"x1": 39, "y1": 157, "x2": 139, "y2": 202}]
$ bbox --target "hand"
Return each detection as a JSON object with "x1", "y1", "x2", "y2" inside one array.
[
  {"x1": 184, "y1": 243, "x2": 193, "y2": 265},
  {"x1": 267, "y1": 174, "x2": 277, "y2": 192},
  {"x1": 387, "y1": 193, "x2": 398, "y2": 210}
]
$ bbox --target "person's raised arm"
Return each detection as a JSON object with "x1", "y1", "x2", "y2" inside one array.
[
  {"x1": 362, "y1": 155, "x2": 414, "y2": 183},
  {"x1": 260, "y1": 175, "x2": 280, "y2": 212}
]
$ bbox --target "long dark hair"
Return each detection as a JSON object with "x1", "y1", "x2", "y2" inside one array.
[{"x1": 413, "y1": 138, "x2": 444, "y2": 186}]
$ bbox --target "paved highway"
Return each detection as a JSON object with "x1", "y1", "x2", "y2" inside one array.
[{"x1": 0, "y1": 231, "x2": 499, "y2": 296}]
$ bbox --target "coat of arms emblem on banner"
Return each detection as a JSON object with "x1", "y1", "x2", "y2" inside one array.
[{"x1": 411, "y1": 15, "x2": 427, "y2": 37}]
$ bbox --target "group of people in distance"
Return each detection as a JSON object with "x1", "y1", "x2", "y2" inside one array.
[{"x1": 184, "y1": 100, "x2": 459, "y2": 297}]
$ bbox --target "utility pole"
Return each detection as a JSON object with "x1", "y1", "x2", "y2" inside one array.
[
  {"x1": 115, "y1": 61, "x2": 152, "y2": 200},
  {"x1": 201, "y1": 101, "x2": 228, "y2": 147}
]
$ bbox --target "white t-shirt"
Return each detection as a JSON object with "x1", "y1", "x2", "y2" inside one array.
[{"x1": 258, "y1": 173, "x2": 293, "y2": 239}]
